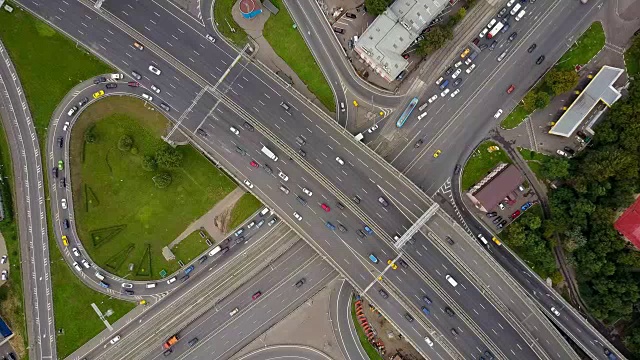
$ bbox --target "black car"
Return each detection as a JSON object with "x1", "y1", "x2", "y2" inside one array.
[
  {"x1": 379, "y1": 289, "x2": 389, "y2": 299},
  {"x1": 414, "y1": 139, "x2": 423, "y2": 148},
  {"x1": 450, "y1": 328, "x2": 458, "y2": 336},
  {"x1": 345, "y1": 12, "x2": 356, "y2": 19},
  {"x1": 197, "y1": 128, "x2": 208, "y2": 136},
  {"x1": 398, "y1": 259, "x2": 408, "y2": 268},
  {"x1": 333, "y1": 27, "x2": 345, "y2": 34},
  {"x1": 453, "y1": 78, "x2": 462, "y2": 87},
  {"x1": 497, "y1": 6, "x2": 508, "y2": 17},
  {"x1": 536, "y1": 55, "x2": 545, "y2": 65},
  {"x1": 507, "y1": 32, "x2": 517, "y2": 42},
  {"x1": 563, "y1": 146, "x2": 575, "y2": 155},
  {"x1": 445, "y1": 67, "x2": 454, "y2": 75},
  {"x1": 57, "y1": 137, "x2": 64, "y2": 148},
  {"x1": 298, "y1": 149, "x2": 306, "y2": 157},
  {"x1": 352, "y1": 195, "x2": 361, "y2": 204},
  {"x1": 527, "y1": 43, "x2": 537, "y2": 53},
  {"x1": 263, "y1": 164, "x2": 273, "y2": 174},
  {"x1": 336, "y1": 202, "x2": 345, "y2": 210},
  {"x1": 492, "y1": 216, "x2": 503, "y2": 224},
  {"x1": 498, "y1": 220, "x2": 507, "y2": 228},
  {"x1": 404, "y1": 313, "x2": 414, "y2": 322},
  {"x1": 235, "y1": 236, "x2": 245, "y2": 244},
  {"x1": 198, "y1": 255, "x2": 208, "y2": 264},
  {"x1": 52, "y1": 167, "x2": 58, "y2": 178},
  {"x1": 160, "y1": 103, "x2": 171, "y2": 112},
  {"x1": 124, "y1": 289, "x2": 134, "y2": 295},
  {"x1": 295, "y1": 278, "x2": 306, "y2": 287},
  {"x1": 489, "y1": 40, "x2": 498, "y2": 51},
  {"x1": 487, "y1": 212, "x2": 497, "y2": 218},
  {"x1": 63, "y1": 218, "x2": 70, "y2": 229},
  {"x1": 479, "y1": 43, "x2": 488, "y2": 51},
  {"x1": 59, "y1": 177, "x2": 66, "y2": 188},
  {"x1": 444, "y1": 307, "x2": 455, "y2": 317},
  {"x1": 356, "y1": 229, "x2": 366, "y2": 238},
  {"x1": 93, "y1": 77, "x2": 106, "y2": 84},
  {"x1": 78, "y1": 97, "x2": 89, "y2": 107},
  {"x1": 242, "y1": 121, "x2": 254, "y2": 131},
  {"x1": 446, "y1": 236, "x2": 455, "y2": 245},
  {"x1": 105, "y1": 83, "x2": 117, "y2": 89},
  {"x1": 422, "y1": 295, "x2": 432, "y2": 304},
  {"x1": 235, "y1": 146, "x2": 247, "y2": 156},
  {"x1": 454, "y1": 164, "x2": 461, "y2": 174}
]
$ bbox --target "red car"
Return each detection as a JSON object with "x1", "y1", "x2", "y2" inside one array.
[
  {"x1": 507, "y1": 85, "x2": 515, "y2": 94},
  {"x1": 402, "y1": 53, "x2": 410, "y2": 59},
  {"x1": 510, "y1": 210, "x2": 521, "y2": 219},
  {"x1": 252, "y1": 291, "x2": 262, "y2": 300},
  {"x1": 127, "y1": 81, "x2": 140, "y2": 87},
  {"x1": 250, "y1": 160, "x2": 259, "y2": 168},
  {"x1": 321, "y1": 203, "x2": 330, "y2": 212}
]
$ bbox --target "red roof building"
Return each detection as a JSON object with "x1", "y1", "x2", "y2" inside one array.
[{"x1": 614, "y1": 196, "x2": 640, "y2": 250}]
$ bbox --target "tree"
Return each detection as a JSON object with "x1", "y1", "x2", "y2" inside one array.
[
  {"x1": 541, "y1": 157, "x2": 569, "y2": 179},
  {"x1": 155, "y1": 145, "x2": 183, "y2": 169},
  {"x1": 118, "y1": 135, "x2": 133, "y2": 151},
  {"x1": 364, "y1": 0, "x2": 393, "y2": 16},
  {"x1": 534, "y1": 91, "x2": 550, "y2": 109},
  {"x1": 522, "y1": 91, "x2": 539, "y2": 113},
  {"x1": 142, "y1": 155, "x2": 157, "y2": 172},
  {"x1": 152, "y1": 172, "x2": 172, "y2": 188},
  {"x1": 416, "y1": 25, "x2": 453, "y2": 56},
  {"x1": 448, "y1": 7, "x2": 466, "y2": 27},
  {"x1": 545, "y1": 69, "x2": 579, "y2": 96}
]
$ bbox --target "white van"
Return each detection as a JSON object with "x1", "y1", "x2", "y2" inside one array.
[
  {"x1": 261, "y1": 146, "x2": 279, "y2": 161},
  {"x1": 259, "y1": 208, "x2": 270, "y2": 217},
  {"x1": 510, "y1": 3, "x2": 521, "y2": 16},
  {"x1": 145, "y1": 283, "x2": 157, "y2": 289},
  {"x1": 515, "y1": 10, "x2": 526, "y2": 21},
  {"x1": 445, "y1": 274, "x2": 458, "y2": 287},
  {"x1": 477, "y1": 233, "x2": 489, "y2": 245},
  {"x1": 95, "y1": 272, "x2": 105, "y2": 281}
]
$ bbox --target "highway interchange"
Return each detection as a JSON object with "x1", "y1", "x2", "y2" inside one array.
[{"x1": 0, "y1": 0, "x2": 626, "y2": 359}]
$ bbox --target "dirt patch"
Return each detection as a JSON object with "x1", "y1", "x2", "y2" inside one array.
[{"x1": 214, "y1": 208, "x2": 231, "y2": 234}]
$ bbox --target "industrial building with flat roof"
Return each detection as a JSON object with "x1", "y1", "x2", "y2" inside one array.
[
  {"x1": 549, "y1": 66, "x2": 624, "y2": 137},
  {"x1": 354, "y1": 0, "x2": 448, "y2": 82}
]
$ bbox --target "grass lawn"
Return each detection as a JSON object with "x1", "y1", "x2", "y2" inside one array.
[
  {"x1": 228, "y1": 193, "x2": 262, "y2": 230},
  {"x1": 500, "y1": 104, "x2": 528, "y2": 130},
  {"x1": 624, "y1": 35, "x2": 640, "y2": 76},
  {"x1": 350, "y1": 297, "x2": 384, "y2": 360},
  {"x1": 171, "y1": 230, "x2": 212, "y2": 264},
  {"x1": 461, "y1": 141, "x2": 511, "y2": 191},
  {"x1": 0, "y1": 118, "x2": 28, "y2": 359},
  {"x1": 555, "y1": 22, "x2": 605, "y2": 71},
  {"x1": 263, "y1": 0, "x2": 335, "y2": 111},
  {"x1": 518, "y1": 147, "x2": 553, "y2": 181},
  {"x1": 0, "y1": 5, "x2": 111, "y2": 140},
  {"x1": 70, "y1": 97, "x2": 237, "y2": 279},
  {"x1": 50, "y1": 234, "x2": 137, "y2": 358},
  {"x1": 213, "y1": 0, "x2": 249, "y2": 46}
]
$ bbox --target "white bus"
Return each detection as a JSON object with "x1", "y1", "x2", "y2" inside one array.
[
  {"x1": 261, "y1": 146, "x2": 279, "y2": 161},
  {"x1": 486, "y1": 22, "x2": 504, "y2": 39}
]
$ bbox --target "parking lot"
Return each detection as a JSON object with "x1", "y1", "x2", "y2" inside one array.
[{"x1": 479, "y1": 183, "x2": 539, "y2": 233}]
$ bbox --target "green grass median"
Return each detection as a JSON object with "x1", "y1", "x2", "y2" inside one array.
[
  {"x1": 350, "y1": 297, "x2": 384, "y2": 360},
  {"x1": 228, "y1": 193, "x2": 262, "y2": 230},
  {"x1": 461, "y1": 141, "x2": 511, "y2": 191},
  {"x1": 213, "y1": 0, "x2": 249, "y2": 46}
]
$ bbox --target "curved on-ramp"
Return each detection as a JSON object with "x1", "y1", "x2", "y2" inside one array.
[{"x1": 235, "y1": 344, "x2": 335, "y2": 360}]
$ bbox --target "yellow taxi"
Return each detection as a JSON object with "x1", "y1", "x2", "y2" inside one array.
[
  {"x1": 62, "y1": 235, "x2": 69, "y2": 247},
  {"x1": 93, "y1": 90, "x2": 105, "y2": 99},
  {"x1": 387, "y1": 259, "x2": 398, "y2": 270},
  {"x1": 460, "y1": 48, "x2": 471, "y2": 58},
  {"x1": 492, "y1": 236, "x2": 502, "y2": 246},
  {"x1": 353, "y1": 100, "x2": 359, "y2": 107},
  {"x1": 433, "y1": 150, "x2": 442, "y2": 158}
]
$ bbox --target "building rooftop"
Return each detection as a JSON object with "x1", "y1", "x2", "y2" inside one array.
[
  {"x1": 471, "y1": 165, "x2": 523, "y2": 211},
  {"x1": 615, "y1": 196, "x2": 640, "y2": 250},
  {"x1": 549, "y1": 66, "x2": 624, "y2": 137}
]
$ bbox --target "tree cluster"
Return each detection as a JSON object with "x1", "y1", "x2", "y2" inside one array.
[
  {"x1": 522, "y1": 69, "x2": 579, "y2": 114},
  {"x1": 364, "y1": 0, "x2": 394, "y2": 16}
]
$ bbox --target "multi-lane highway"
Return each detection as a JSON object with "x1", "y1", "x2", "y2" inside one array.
[{"x1": 7, "y1": 0, "x2": 623, "y2": 359}]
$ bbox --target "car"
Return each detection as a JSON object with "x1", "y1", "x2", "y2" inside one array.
[
  {"x1": 507, "y1": 85, "x2": 515, "y2": 94},
  {"x1": 325, "y1": 222, "x2": 336, "y2": 231},
  {"x1": 404, "y1": 313, "x2": 414, "y2": 322},
  {"x1": 105, "y1": 83, "x2": 117, "y2": 89},
  {"x1": 446, "y1": 236, "x2": 455, "y2": 245},
  {"x1": 267, "y1": 216, "x2": 278, "y2": 226},
  {"x1": 508, "y1": 31, "x2": 518, "y2": 42},
  {"x1": 493, "y1": 109, "x2": 503, "y2": 118},
  {"x1": 61, "y1": 198, "x2": 67, "y2": 209},
  {"x1": 160, "y1": 102, "x2": 170, "y2": 111},
  {"x1": 497, "y1": 6, "x2": 508, "y2": 17},
  {"x1": 251, "y1": 291, "x2": 263, "y2": 300},
  {"x1": 243, "y1": 179, "x2": 253, "y2": 189},
  {"x1": 166, "y1": 277, "x2": 177, "y2": 285},
  {"x1": 536, "y1": 55, "x2": 545, "y2": 65},
  {"x1": 278, "y1": 171, "x2": 289, "y2": 181},
  {"x1": 453, "y1": 60, "x2": 463, "y2": 68},
  {"x1": 498, "y1": 202, "x2": 505, "y2": 210},
  {"x1": 424, "y1": 336, "x2": 434, "y2": 347},
  {"x1": 302, "y1": 187, "x2": 313, "y2": 196},
  {"x1": 0, "y1": 269, "x2": 8, "y2": 281},
  {"x1": 401, "y1": 53, "x2": 409, "y2": 59},
  {"x1": 142, "y1": 93, "x2": 154, "y2": 102},
  {"x1": 421, "y1": 306, "x2": 430, "y2": 315},
  {"x1": 435, "y1": 76, "x2": 444, "y2": 85},
  {"x1": 387, "y1": 259, "x2": 397, "y2": 270},
  {"x1": 528, "y1": 43, "x2": 537, "y2": 53},
  {"x1": 501, "y1": 22, "x2": 510, "y2": 33},
  {"x1": 367, "y1": 124, "x2": 379, "y2": 133},
  {"x1": 556, "y1": 149, "x2": 567, "y2": 157},
  {"x1": 67, "y1": 106, "x2": 78, "y2": 117},
  {"x1": 428, "y1": 94, "x2": 438, "y2": 103},
  {"x1": 250, "y1": 160, "x2": 259, "y2": 168},
  {"x1": 93, "y1": 90, "x2": 105, "y2": 99},
  {"x1": 478, "y1": 28, "x2": 489, "y2": 38},
  {"x1": 364, "y1": 226, "x2": 373, "y2": 235},
  {"x1": 321, "y1": 203, "x2": 330, "y2": 212},
  {"x1": 487, "y1": 211, "x2": 497, "y2": 218},
  {"x1": 352, "y1": 195, "x2": 361, "y2": 204},
  {"x1": 295, "y1": 278, "x2": 306, "y2": 287},
  {"x1": 498, "y1": 220, "x2": 507, "y2": 228},
  {"x1": 453, "y1": 78, "x2": 462, "y2": 87},
  {"x1": 511, "y1": 210, "x2": 521, "y2": 219},
  {"x1": 440, "y1": 88, "x2": 450, "y2": 97},
  {"x1": 151, "y1": 85, "x2": 161, "y2": 93},
  {"x1": 378, "y1": 196, "x2": 388, "y2": 207},
  {"x1": 335, "y1": 157, "x2": 345, "y2": 165},
  {"x1": 122, "y1": 283, "x2": 133, "y2": 289},
  {"x1": 356, "y1": 229, "x2": 366, "y2": 238},
  {"x1": 378, "y1": 289, "x2": 389, "y2": 299},
  {"x1": 247, "y1": 221, "x2": 256, "y2": 229},
  {"x1": 345, "y1": 12, "x2": 356, "y2": 18},
  {"x1": 450, "y1": 89, "x2": 461, "y2": 98},
  {"x1": 337, "y1": 202, "x2": 345, "y2": 210},
  {"x1": 450, "y1": 328, "x2": 458, "y2": 336},
  {"x1": 479, "y1": 43, "x2": 488, "y2": 51},
  {"x1": 263, "y1": 164, "x2": 273, "y2": 174},
  {"x1": 333, "y1": 27, "x2": 345, "y2": 34},
  {"x1": 489, "y1": 40, "x2": 498, "y2": 51},
  {"x1": 433, "y1": 150, "x2": 441, "y2": 158},
  {"x1": 72, "y1": 247, "x2": 80, "y2": 257},
  {"x1": 422, "y1": 295, "x2": 432, "y2": 304},
  {"x1": 445, "y1": 307, "x2": 455, "y2": 316},
  {"x1": 515, "y1": 9, "x2": 526, "y2": 21},
  {"x1": 521, "y1": 202, "x2": 532, "y2": 211},
  {"x1": 550, "y1": 307, "x2": 560, "y2": 316},
  {"x1": 58, "y1": 160, "x2": 64, "y2": 170},
  {"x1": 148, "y1": 65, "x2": 162, "y2": 75},
  {"x1": 445, "y1": 67, "x2": 454, "y2": 75},
  {"x1": 460, "y1": 48, "x2": 471, "y2": 58},
  {"x1": 465, "y1": 64, "x2": 476, "y2": 74},
  {"x1": 472, "y1": 37, "x2": 480, "y2": 45},
  {"x1": 454, "y1": 164, "x2": 461, "y2": 174},
  {"x1": 293, "y1": 212, "x2": 303, "y2": 221},
  {"x1": 205, "y1": 34, "x2": 216, "y2": 42},
  {"x1": 52, "y1": 167, "x2": 59, "y2": 178},
  {"x1": 564, "y1": 146, "x2": 575, "y2": 155},
  {"x1": 451, "y1": 68, "x2": 462, "y2": 79},
  {"x1": 0, "y1": 255, "x2": 6, "y2": 264},
  {"x1": 81, "y1": 259, "x2": 91, "y2": 268},
  {"x1": 338, "y1": 224, "x2": 347, "y2": 233},
  {"x1": 414, "y1": 139, "x2": 423, "y2": 148},
  {"x1": 229, "y1": 126, "x2": 240, "y2": 135},
  {"x1": 132, "y1": 40, "x2": 144, "y2": 50},
  {"x1": 62, "y1": 235, "x2": 69, "y2": 246}
]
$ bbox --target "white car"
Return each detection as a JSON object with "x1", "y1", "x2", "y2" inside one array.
[
  {"x1": 479, "y1": 28, "x2": 489, "y2": 38},
  {"x1": 121, "y1": 283, "x2": 133, "y2": 289},
  {"x1": 0, "y1": 255, "x2": 6, "y2": 264},
  {"x1": 110, "y1": 73, "x2": 123, "y2": 79},
  {"x1": 440, "y1": 88, "x2": 450, "y2": 97},
  {"x1": 367, "y1": 124, "x2": 379, "y2": 133},
  {"x1": 451, "y1": 69, "x2": 462, "y2": 79},
  {"x1": 424, "y1": 336, "x2": 434, "y2": 347},
  {"x1": 293, "y1": 212, "x2": 303, "y2": 221},
  {"x1": 493, "y1": 109, "x2": 503, "y2": 118},
  {"x1": 498, "y1": 202, "x2": 505, "y2": 210},
  {"x1": 80, "y1": 259, "x2": 91, "y2": 269},
  {"x1": 110, "y1": 335, "x2": 121, "y2": 344},
  {"x1": 428, "y1": 95, "x2": 438, "y2": 103},
  {"x1": 150, "y1": 85, "x2": 161, "y2": 94},
  {"x1": 0, "y1": 270, "x2": 7, "y2": 280},
  {"x1": 71, "y1": 247, "x2": 80, "y2": 257},
  {"x1": 278, "y1": 171, "x2": 289, "y2": 181},
  {"x1": 229, "y1": 126, "x2": 239, "y2": 135},
  {"x1": 61, "y1": 199, "x2": 67, "y2": 210},
  {"x1": 63, "y1": 121, "x2": 70, "y2": 131},
  {"x1": 556, "y1": 149, "x2": 567, "y2": 157},
  {"x1": 450, "y1": 89, "x2": 461, "y2": 98},
  {"x1": 148, "y1": 65, "x2": 161, "y2": 75},
  {"x1": 302, "y1": 187, "x2": 313, "y2": 196},
  {"x1": 453, "y1": 61, "x2": 463, "y2": 68},
  {"x1": 335, "y1": 157, "x2": 345, "y2": 165},
  {"x1": 486, "y1": 18, "x2": 497, "y2": 29},
  {"x1": 465, "y1": 64, "x2": 476, "y2": 74},
  {"x1": 142, "y1": 93, "x2": 153, "y2": 101},
  {"x1": 205, "y1": 34, "x2": 216, "y2": 43},
  {"x1": 435, "y1": 76, "x2": 444, "y2": 85},
  {"x1": 243, "y1": 179, "x2": 253, "y2": 189},
  {"x1": 417, "y1": 112, "x2": 428, "y2": 120},
  {"x1": 166, "y1": 277, "x2": 177, "y2": 285},
  {"x1": 550, "y1": 307, "x2": 560, "y2": 316},
  {"x1": 72, "y1": 262, "x2": 82, "y2": 272}
]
